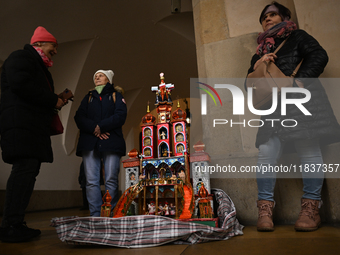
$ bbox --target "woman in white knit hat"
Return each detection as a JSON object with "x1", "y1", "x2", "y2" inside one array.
[{"x1": 74, "y1": 70, "x2": 127, "y2": 216}]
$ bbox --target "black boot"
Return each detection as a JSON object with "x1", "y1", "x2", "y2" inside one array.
[{"x1": 1, "y1": 222, "x2": 41, "y2": 243}]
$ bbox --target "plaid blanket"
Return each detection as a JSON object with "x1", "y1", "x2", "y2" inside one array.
[{"x1": 51, "y1": 188, "x2": 243, "y2": 248}]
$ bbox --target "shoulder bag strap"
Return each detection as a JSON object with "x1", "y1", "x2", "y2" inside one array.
[
  {"x1": 272, "y1": 36, "x2": 303, "y2": 77},
  {"x1": 291, "y1": 61, "x2": 303, "y2": 77},
  {"x1": 273, "y1": 37, "x2": 289, "y2": 54}
]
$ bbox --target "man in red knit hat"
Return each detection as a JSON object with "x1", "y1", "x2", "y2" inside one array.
[{"x1": 0, "y1": 26, "x2": 67, "y2": 243}]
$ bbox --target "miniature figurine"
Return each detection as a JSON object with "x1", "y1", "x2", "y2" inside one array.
[
  {"x1": 164, "y1": 201, "x2": 170, "y2": 216},
  {"x1": 158, "y1": 204, "x2": 164, "y2": 215},
  {"x1": 130, "y1": 173, "x2": 136, "y2": 181},
  {"x1": 162, "y1": 148, "x2": 168, "y2": 157},
  {"x1": 176, "y1": 133, "x2": 184, "y2": 142},
  {"x1": 175, "y1": 124, "x2": 183, "y2": 132},
  {"x1": 144, "y1": 148, "x2": 151, "y2": 156},
  {"x1": 178, "y1": 169, "x2": 186, "y2": 182},
  {"x1": 144, "y1": 137, "x2": 151, "y2": 146},
  {"x1": 151, "y1": 73, "x2": 174, "y2": 104},
  {"x1": 144, "y1": 128, "x2": 151, "y2": 136},
  {"x1": 160, "y1": 131, "x2": 166, "y2": 140},
  {"x1": 170, "y1": 203, "x2": 176, "y2": 216},
  {"x1": 177, "y1": 144, "x2": 184, "y2": 153},
  {"x1": 148, "y1": 201, "x2": 156, "y2": 215}
]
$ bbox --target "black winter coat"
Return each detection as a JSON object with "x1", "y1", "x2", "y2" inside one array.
[
  {"x1": 246, "y1": 29, "x2": 340, "y2": 148},
  {"x1": 74, "y1": 83, "x2": 127, "y2": 157},
  {"x1": 0, "y1": 44, "x2": 59, "y2": 164}
]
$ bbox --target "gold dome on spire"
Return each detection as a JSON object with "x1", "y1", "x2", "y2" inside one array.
[
  {"x1": 172, "y1": 99, "x2": 186, "y2": 122},
  {"x1": 141, "y1": 101, "x2": 156, "y2": 126}
]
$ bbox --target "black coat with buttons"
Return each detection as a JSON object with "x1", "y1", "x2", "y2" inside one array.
[
  {"x1": 74, "y1": 83, "x2": 127, "y2": 157},
  {"x1": 246, "y1": 29, "x2": 340, "y2": 148}
]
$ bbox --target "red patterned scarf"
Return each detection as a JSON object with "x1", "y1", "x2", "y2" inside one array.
[
  {"x1": 33, "y1": 46, "x2": 54, "y2": 67},
  {"x1": 256, "y1": 21, "x2": 297, "y2": 56}
]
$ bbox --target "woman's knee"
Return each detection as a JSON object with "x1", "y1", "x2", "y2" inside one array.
[{"x1": 258, "y1": 136, "x2": 282, "y2": 164}]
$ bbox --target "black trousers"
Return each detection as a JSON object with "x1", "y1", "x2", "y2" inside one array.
[{"x1": 1, "y1": 158, "x2": 41, "y2": 227}]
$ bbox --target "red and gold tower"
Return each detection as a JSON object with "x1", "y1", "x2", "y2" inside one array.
[
  {"x1": 153, "y1": 73, "x2": 174, "y2": 158},
  {"x1": 141, "y1": 103, "x2": 157, "y2": 158},
  {"x1": 171, "y1": 100, "x2": 188, "y2": 156}
]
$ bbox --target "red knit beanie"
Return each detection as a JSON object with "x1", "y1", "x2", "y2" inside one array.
[{"x1": 30, "y1": 26, "x2": 57, "y2": 45}]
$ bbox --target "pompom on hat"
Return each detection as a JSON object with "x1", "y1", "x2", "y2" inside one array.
[
  {"x1": 30, "y1": 26, "x2": 57, "y2": 45},
  {"x1": 93, "y1": 70, "x2": 114, "y2": 84}
]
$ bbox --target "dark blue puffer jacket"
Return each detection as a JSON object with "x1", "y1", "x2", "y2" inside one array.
[{"x1": 74, "y1": 83, "x2": 127, "y2": 157}]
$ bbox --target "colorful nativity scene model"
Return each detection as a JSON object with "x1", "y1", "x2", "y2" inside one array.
[
  {"x1": 51, "y1": 73, "x2": 243, "y2": 248},
  {"x1": 107, "y1": 73, "x2": 216, "y2": 226}
]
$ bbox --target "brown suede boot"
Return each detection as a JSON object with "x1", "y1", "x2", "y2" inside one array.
[
  {"x1": 295, "y1": 198, "x2": 322, "y2": 232},
  {"x1": 257, "y1": 200, "x2": 274, "y2": 232}
]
